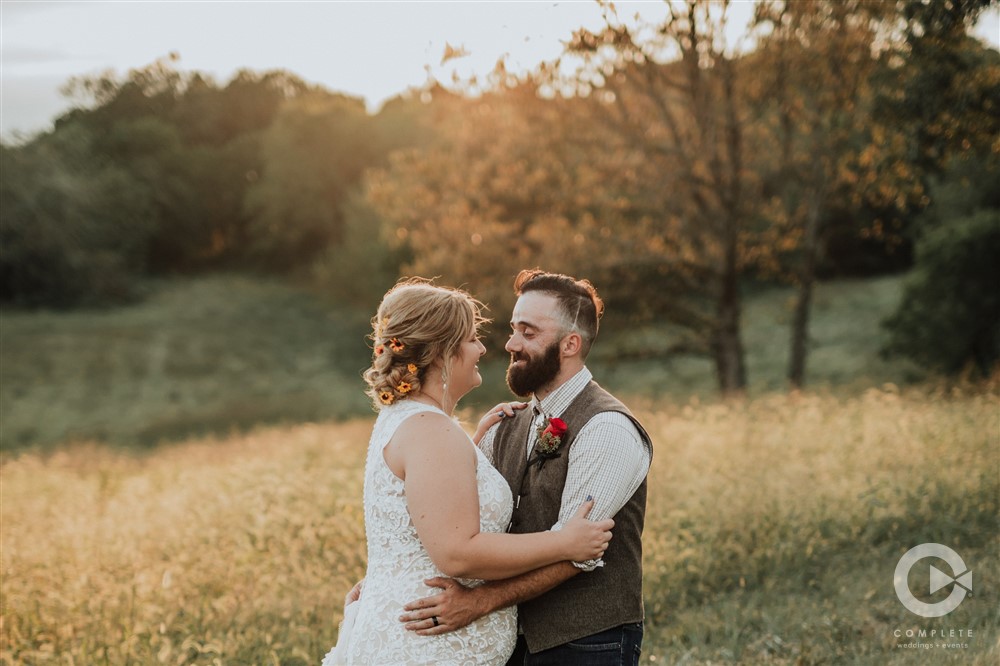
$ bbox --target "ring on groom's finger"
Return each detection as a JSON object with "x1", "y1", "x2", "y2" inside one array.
[{"x1": 432, "y1": 616, "x2": 440, "y2": 627}]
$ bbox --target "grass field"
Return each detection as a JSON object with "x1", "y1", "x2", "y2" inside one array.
[
  {"x1": 0, "y1": 275, "x2": 375, "y2": 450},
  {"x1": 0, "y1": 273, "x2": 921, "y2": 450},
  {"x1": 2, "y1": 388, "x2": 996, "y2": 664},
  {"x1": 2, "y1": 273, "x2": 995, "y2": 664}
]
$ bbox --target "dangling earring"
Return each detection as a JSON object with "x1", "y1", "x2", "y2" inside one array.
[{"x1": 442, "y1": 367, "x2": 451, "y2": 410}]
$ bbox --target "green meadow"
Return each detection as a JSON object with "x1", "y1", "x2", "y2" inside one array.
[{"x1": 1, "y1": 273, "x2": 921, "y2": 451}]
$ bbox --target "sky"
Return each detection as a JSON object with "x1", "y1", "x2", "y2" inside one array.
[{"x1": 1, "y1": 0, "x2": 998, "y2": 141}]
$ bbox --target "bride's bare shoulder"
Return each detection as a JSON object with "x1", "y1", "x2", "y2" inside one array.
[{"x1": 393, "y1": 409, "x2": 470, "y2": 450}]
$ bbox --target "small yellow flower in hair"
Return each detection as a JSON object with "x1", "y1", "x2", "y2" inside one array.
[
  {"x1": 375, "y1": 345, "x2": 385, "y2": 357},
  {"x1": 407, "y1": 363, "x2": 418, "y2": 374},
  {"x1": 388, "y1": 338, "x2": 405, "y2": 353},
  {"x1": 396, "y1": 381, "x2": 412, "y2": 394},
  {"x1": 379, "y1": 390, "x2": 395, "y2": 404}
]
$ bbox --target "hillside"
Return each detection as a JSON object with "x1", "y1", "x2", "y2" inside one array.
[
  {"x1": 0, "y1": 275, "x2": 373, "y2": 449},
  {"x1": 0, "y1": 273, "x2": 920, "y2": 449}
]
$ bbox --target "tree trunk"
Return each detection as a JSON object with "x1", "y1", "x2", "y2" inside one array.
[
  {"x1": 713, "y1": 50, "x2": 748, "y2": 397},
  {"x1": 715, "y1": 241, "x2": 747, "y2": 395},
  {"x1": 788, "y1": 194, "x2": 822, "y2": 388}
]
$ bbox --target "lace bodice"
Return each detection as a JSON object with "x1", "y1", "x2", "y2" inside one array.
[{"x1": 326, "y1": 400, "x2": 516, "y2": 666}]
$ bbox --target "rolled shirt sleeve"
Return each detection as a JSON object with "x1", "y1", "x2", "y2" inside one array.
[{"x1": 550, "y1": 412, "x2": 651, "y2": 571}]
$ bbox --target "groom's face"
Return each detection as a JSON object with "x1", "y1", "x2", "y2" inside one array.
[{"x1": 505, "y1": 292, "x2": 566, "y2": 397}]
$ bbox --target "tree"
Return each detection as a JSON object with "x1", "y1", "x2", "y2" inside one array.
[
  {"x1": 307, "y1": 91, "x2": 443, "y2": 306},
  {"x1": 58, "y1": 60, "x2": 318, "y2": 272},
  {"x1": 877, "y1": 0, "x2": 1000, "y2": 377},
  {"x1": 367, "y1": 84, "x2": 613, "y2": 330},
  {"x1": 369, "y1": 72, "x2": 719, "y2": 362},
  {"x1": 310, "y1": 186, "x2": 410, "y2": 308},
  {"x1": 0, "y1": 124, "x2": 154, "y2": 306},
  {"x1": 551, "y1": 0, "x2": 766, "y2": 394},
  {"x1": 750, "y1": 0, "x2": 927, "y2": 388},
  {"x1": 243, "y1": 91, "x2": 380, "y2": 271},
  {"x1": 369, "y1": 4, "x2": 782, "y2": 393},
  {"x1": 883, "y1": 208, "x2": 1000, "y2": 375},
  {"x1": 877, "y1": 0, "x2": 999, "y2": 174}
]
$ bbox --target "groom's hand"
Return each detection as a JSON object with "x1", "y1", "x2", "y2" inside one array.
[
  {"x1": 345, "y1": 578, "x2": 364, "y2": 607},
  {"x1": 399, "y1": 577, "x2": 487, "y2": 635}
]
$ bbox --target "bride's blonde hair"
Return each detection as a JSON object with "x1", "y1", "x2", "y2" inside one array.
[{"x1": 363, "y1": 278, "x2": 488, "y2": 409}]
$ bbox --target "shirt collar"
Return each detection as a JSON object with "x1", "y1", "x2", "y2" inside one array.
[{"x1": 530, "y1": 366, "x2": 592, "y2": 418}]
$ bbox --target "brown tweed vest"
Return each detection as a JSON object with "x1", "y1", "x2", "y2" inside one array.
[{"x1": 491, "y1": 380, "x2": 652, "y2": 653}]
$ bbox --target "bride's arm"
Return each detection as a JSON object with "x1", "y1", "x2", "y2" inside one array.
[{"x1": 385, "y1": 412, "x2": 612, "y2": 581}]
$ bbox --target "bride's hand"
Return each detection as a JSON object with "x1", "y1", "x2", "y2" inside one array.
[
  {"x1": 472, "y1": 401, "x2": 528, "y2": 445},
  {"x1": 560, "y1": 499, "x2": 614, "y2": 562},
  {"x1": 345, "y1": 578, "x2": 364, "y2": 608}
]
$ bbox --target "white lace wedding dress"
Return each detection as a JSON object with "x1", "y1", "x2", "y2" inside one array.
[{"x1": 322, "y1": 400, "x2": 517, "y2": 665}]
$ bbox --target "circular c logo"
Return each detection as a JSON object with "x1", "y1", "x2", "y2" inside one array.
[{"x1": 894, "y1": 543, "x2": 972, "y2": 617}]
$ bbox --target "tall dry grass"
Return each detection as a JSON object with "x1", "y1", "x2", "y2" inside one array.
[
  {"x1": 2, "y1": 387, "x2": 997, "y2": 664},
  {"x1": 639, "y1": 386, "x2": 998, "y2": 664},
  {"x1": 2, "y1": 422, "x2": 370, "y2": 665}
]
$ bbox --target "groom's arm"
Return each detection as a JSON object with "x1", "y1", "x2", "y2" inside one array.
[{"x1": 400, "y1": 561, "x2": 579, "y2": 635}]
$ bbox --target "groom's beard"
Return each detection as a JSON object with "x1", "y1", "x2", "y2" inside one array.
[{"x1": 506, "y1": 341, "x2": 562, "y2": 397}]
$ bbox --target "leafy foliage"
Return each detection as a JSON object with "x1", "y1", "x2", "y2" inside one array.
[
  {"x1": 0, "y1": 124, "x2": 154, "y2": 306},
  {"x1": 2, "y1": 58, "x2": 412, "y2": 307},
  {"x1": 878, "y1": 0, "x2": 1000, "y2": 171},
  {"x1": 244, "y1": 92, "x2": 379, "y2": 270},
  {"x1": 310, "y1": 187, "x2": 410, "y2": 309},
  {"x1": 558, "y1": 1, "x2": 763, "y2": 393},
  {"x1": 884, "y1": 207, "x2": 1000, "y2": 375},
  {"x1": 368, "y1": 85, "x2": 676, "y2": 345},
  {"x1": 747, "y1": 0, "x2": 933, "y2": 386}
]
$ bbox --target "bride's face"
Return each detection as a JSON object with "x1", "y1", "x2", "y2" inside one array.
[{"x1": 448, "y1": 332, "x2": 487, "y2": 401}]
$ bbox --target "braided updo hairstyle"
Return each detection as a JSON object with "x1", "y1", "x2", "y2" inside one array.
[{"x1": 364, "y1": 278, "x2": 488, "y2": 409}]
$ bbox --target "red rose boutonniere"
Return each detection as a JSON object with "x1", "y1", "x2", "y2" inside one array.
[{"x1": 530, "y1": 417, "x2": 568, "y2": 470}]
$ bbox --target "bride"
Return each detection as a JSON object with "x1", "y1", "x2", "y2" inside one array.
[{"x1": 321, "y1": 279, "x2": 613, "y2": 666}]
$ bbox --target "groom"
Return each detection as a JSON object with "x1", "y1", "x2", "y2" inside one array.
[{"x1": 400, "y1": 269, "x2": 653, "y2": 665}]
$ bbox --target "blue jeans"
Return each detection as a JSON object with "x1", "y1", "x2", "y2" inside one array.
[{"x1": 506, "y1": 623, "x2": 643, "y2": 666}]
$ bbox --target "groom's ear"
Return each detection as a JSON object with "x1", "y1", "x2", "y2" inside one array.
[{"x1": 560, "y1": 332, "x2": 583, "y2": 358}]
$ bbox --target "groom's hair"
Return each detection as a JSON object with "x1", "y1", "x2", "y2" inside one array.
[{"x1": 514, "y1": 269, "x2": 604, "y2": 358}]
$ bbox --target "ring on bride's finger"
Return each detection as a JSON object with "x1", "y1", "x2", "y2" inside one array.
[{"x1": 432, "y1": 616, "x2": 440, "y2": 627}]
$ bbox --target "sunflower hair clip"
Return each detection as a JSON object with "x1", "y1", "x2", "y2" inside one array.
[
  {"x1": 378, "y1": 390, "x2": 395, "y2": 405},
  {"x1": 388, "y1": 338, "x2": 405, "y2": 353}
]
